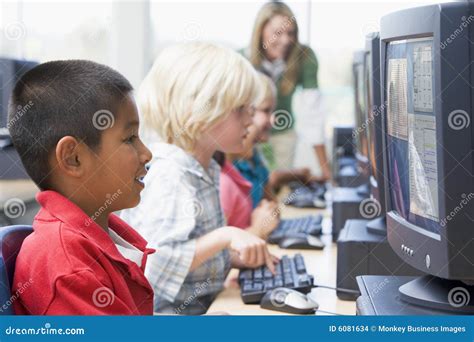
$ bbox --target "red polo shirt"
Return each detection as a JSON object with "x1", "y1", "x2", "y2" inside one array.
[
  {"x1": 12, "y1": 190, "x2": 155, "y2": 315},
  {"x1": 219, "y1": 160, "x2": 253, "y2": 228}
]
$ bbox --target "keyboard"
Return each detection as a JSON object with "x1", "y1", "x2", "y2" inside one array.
[
  {"x1": 286, "y1": 182, "x2": 327, "y2": 208},
  {"x1": 268, "y1": 215, "x2": 323, "y2": 245},
  {"x1": 239, "y1": 254, "x2": 314, "y2": 304}
]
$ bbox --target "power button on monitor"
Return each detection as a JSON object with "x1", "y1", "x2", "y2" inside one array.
[{"x1": 425, "y1": 254, "x2": 431, "y2": 269}]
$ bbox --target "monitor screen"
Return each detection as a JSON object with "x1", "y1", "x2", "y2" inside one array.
[
  {"x1": 354, "y1": 59, "x2": 369, "y2": 159},
  {"x1": 366, "y1": 50, "x2": 378, "y2": 178},
  {"x1": 0, "y1": 59, "x2": 16, "y2": 133},
  {"x1": 385, "y1": 37, "x2": 440, "y2": 235},
  {"x1": 0, "y1": 59, "x2": 37, "y2": 135}
]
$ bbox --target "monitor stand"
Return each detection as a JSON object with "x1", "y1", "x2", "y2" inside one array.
[
  {"x1": 399, "y1": 275, "x2": 474, "y2": 313},
  {"x1": 366, "y1": 216, "x2": 386, "y2": 236}
]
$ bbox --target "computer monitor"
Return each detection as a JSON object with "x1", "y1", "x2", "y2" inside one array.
[
  {"x1": 0, "y1": 59, "x2": 16, "y2": 138},
  {"x1": 381, "y1": 2, "x2": 474, "y2": 312},
  {"x1": 0, "y1": 58, "x2": 37, "y2": 138},
  {"x1": 364, "y1": 32, "x2": 387, "y2": 235},
  {"x1": 352, "y1": 51, "x2": 370, "y2": 180}
]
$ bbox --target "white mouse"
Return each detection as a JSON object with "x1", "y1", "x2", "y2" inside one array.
[{"x1": 260, "y1": 287, "x2": 319, "y2": 314}]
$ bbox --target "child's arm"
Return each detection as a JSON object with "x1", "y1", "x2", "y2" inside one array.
[
  {"x1": 263, "y1": 182, "x2": 277, "y2": 202},
  {"x1": 268, "y1": 167, "x2": 311, "y2": 191},
  {"x1": 46, "y1": 270, "x2": 138, "y2": 315},
  {"x1": 191, "y1": 226, "x2": 276, "y2": 273},
  {"x1": 247, "y1": 199, "x2": 280, "y2": 240},
  {"x1": 314, "y1": 145, "x2": 331, "y2": 181}
]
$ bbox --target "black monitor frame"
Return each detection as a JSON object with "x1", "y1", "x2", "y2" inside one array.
[
  {"x1": 0, "y1": 59, "x2": 37, "y2": 136},
  {"x1": 353, "y1": 50, "x2": 370, "y2": 178},
  {"x1": 381, "y1": 3, "x2": 474, "y2": 281},
  {"x1": 0, "y1": 59, "x2": 16, "y2": 136},
  {"x1": 365, "y1": 33, "x2": 385, "y2": 212}
]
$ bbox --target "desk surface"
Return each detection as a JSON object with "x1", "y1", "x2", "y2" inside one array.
[{"x1": 208, "y1": 190, "x2": 357, "y2": 316}]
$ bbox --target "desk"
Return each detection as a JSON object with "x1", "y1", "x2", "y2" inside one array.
[{"x1": 208, "y1": 190, "x2": 357, "y2": 315}]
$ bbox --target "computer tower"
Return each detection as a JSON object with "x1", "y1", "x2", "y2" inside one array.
[{"x1": 337, "y1": 219, "x2": 422, "y2": 300}]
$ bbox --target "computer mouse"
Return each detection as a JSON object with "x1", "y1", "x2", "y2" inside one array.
[
  {"x1": 260, "y1": 287, "x2": 318, "y2": 314},
  {"x1": 279, "y1": 235, "x2": 325, "y2": 250}
]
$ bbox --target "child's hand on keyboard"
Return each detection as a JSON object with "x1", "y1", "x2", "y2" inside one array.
[
  {"x1": 226, "y1": 227, "x2": 277, "y2": 273},
  {"x1": 249, "y1": 199, "x2": 280, "y2": 239}
]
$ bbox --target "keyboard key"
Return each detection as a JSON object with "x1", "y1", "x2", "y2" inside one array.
[
  {"x1": 264, "y1": 279, "x2": 274, "y2": 290},
  {"x1": 298, "y1": 274, "x2": 312, "y2": 285},
  {"x1": 238, "y1": 254, "x2": 313, "y2": 304},
  {"x1": 243, "y1": 284, "x2": 253, "y2": 292},
  {"x1": 295, "y1": 262, "x2": 306, "y2": 274},
  {"x1": 239, "y1": 270, "x2": 253, "y2": 281},
  {"x1": 263, "y1": 268, "x2": 273, "y2": 279}
]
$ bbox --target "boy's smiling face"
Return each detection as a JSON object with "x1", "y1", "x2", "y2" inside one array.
[
  {"x1": 84, "y1": 94, "x2": 153, "y2": 212},
  {"x1": 50, "y1": 93, "x2": 153, "y2": 227}
]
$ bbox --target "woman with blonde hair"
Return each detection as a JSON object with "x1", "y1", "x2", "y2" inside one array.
[{"x1": 243, "y1": 1, "x2": 330, "y2": 180}]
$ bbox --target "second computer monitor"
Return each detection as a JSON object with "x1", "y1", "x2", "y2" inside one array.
[
  {"x1": 365, "y1": 33, "x2": 386, "y2": 217},
  {"x1": 353, "y1": 51, "x2": 370, "y2": 179}
]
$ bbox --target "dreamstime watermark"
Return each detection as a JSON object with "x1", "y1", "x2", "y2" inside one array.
[
  {"x1": 92, "y1": 287, "x2": 115, "y2": 308},
  {"x1": 371, "y1": 277, "x2": 389, "y2": 296},
  {"x1": 0, "y1": 278, "x2": 34, "y2": 313},
  {"x1": 5, "y1": 323, "x2": 85, "y2": 336},
  {"x1": 353, "y1": 101, "x2": 387, "y2": 138},
  {"x1": 271, "y1": 109, "x2": 293, "y2": 131},
  {"x1": 84, "y1": 190, "x2": 122, "y2": 227},
  {"x1": 354, "y1": 278, "x2": 389, "y2": 312},
  {"x1": 7, "y1": 101, "x2": 34, "y2": 130},
  {"x1": 440, "y1": 193, "x2": 474, "y2": 227},
  {"x1": 3, "y1": 198, "x2": 26, "y2": 219},
  {"x1": 92, "y1": 109, "x2": 115, "y2": 130},
  {"x1": 181, "y1": 21, "x2": 202, "y2": 42},
  {"x1": 269, "y1": 288, "x2": 288, "y2": 308},
  {"x1": 440, "y1": 15, "x2": 474, "y2": 50},
  {"x1": 174, "y1": 278, "x2": 211, "y2": 314},
  {"x1": 181, "y1": 198, "x2": 204, "y2": 219},
  {"x1": 447, "y1": 286, "x2": 470, "y2": 308},
  {"x1": 3, "y1": 21, "x2": 27, "y2": 41},
  {"x1": 261, "y1": 188, "x2": 301, "y2": 229},
  {"x1": 262, "y1": 16, "x2": 296, "y2": 50},
  {"x1": 359, "y1": 198, "x2": 381, "y2": 219},
  {"x1": 447, "y1": 109, "x2": 470, "y2": 131}
]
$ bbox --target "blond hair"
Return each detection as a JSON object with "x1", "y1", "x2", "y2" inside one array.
[
  {"x1": 257, "y1": 72, "x2": 277, "y2": 105},
  {"x1": 138, "y1": 42, "x2": 261, "y2": 152},
  {"x1": 249, "y1": 2, "x2": 308, "y2": 96}
]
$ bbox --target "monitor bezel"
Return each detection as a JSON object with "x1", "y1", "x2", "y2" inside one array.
[
  {"x1": 365, "y1": 33, "x2": 386, "y2": 214},
  {"x1": 353, "y1": 50, "x2": 370, "y2": 177},
  {"x1": 381, "y1": 3, "x2": 474, "y2": 280}
]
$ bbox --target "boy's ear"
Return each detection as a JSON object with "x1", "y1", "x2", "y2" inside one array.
[{"x1": 55, "y1": 136, "x2": 87, "y2": 178}]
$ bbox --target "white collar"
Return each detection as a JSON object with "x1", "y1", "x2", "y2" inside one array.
[
  {"x1": 108, "y1": 228, "x2": 143, "y2": 267},
  {"x1": 261, "y1": 58, "x2": 286, "y2": 83}
]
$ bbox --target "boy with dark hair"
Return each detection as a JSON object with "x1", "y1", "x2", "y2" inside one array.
[{"x1": 8, "y1": 60, "x2": 154, "y2": 315}]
